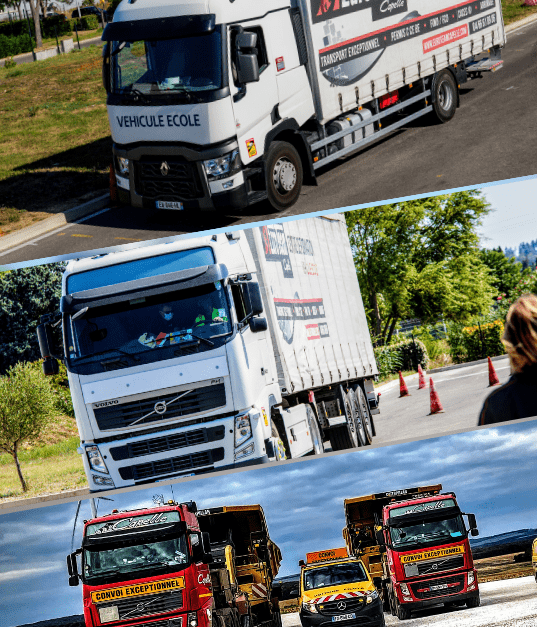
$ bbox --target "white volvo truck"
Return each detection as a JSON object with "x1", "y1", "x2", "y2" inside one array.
[
  {"x1": 102, "y1": 0, "x2": 505, "y2": 212},
  {"x1": 37, "y1": 215, "x2": 379, "y2": 491}
]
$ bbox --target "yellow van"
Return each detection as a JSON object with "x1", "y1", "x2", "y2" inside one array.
[{"x1": 299, "y1": 548, "x2": 385, "y2": 627}]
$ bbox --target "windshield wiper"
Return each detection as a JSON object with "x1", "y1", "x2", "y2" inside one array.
[
  {"x1": 190, "y1": 333, "x2": 214, "y2": 347},
  {"x1": 73, "y1": 348, "x2": 140, "y2": 363},
  {"x1": 128, "y1": 87, "x2": 150, "y2": 103}
]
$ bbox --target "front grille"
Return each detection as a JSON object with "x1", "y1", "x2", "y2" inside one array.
[
  {"x1": 94, "y1": 384, "x2": 226, "y2": 431},
  {"x1": 412, "y1": 555, "x2": 465, "y2": 577},
  {"x1": 410, "y1": 574, "x2": 465, "y2": 599},
  {"x1": 97, "y1": 589, "x2": 183, "y2": 621},
  {"x1": 319, "y1": 598, "x2": 366, "y2": 615},
  {"x1": 110, "y1": 425, "x2": 225, "y2": 461},
  {"x1": 119, "y1": 447, "x2": 225, "y2": 481},
  {"x1": 135, "y1": 158, "x2": 203, "y2": 201}
]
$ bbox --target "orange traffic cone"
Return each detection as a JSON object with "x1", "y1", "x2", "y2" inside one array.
[
  {"x1": 109, "y1": 163, "x2": 118, "y2": 204},
  {"x1": 418, "y1": 364, "x2": 426, "y2": 389},
  {"x1": 429, "y1": 377, "x2": 444, "y2": 414},
  {"x1": 488, "y1": 357, "x2": 500, "y2": 386},
  {"x1": 399, "y1": 371, "x2": 410, "y2": 397}
]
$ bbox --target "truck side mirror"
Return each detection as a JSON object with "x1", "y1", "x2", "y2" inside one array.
[
  {"x1": 67, "y1": 552, "x2": 80, "y2": 587},
  {"x1": 102, "y1": 42, "x2": 110, "y2": 93},
  {"x1": 467, "y1": 513, "x2": 478, "y2": 531},
  {"x1": 237, "y1": 53, "x2": 259, "y2": 84},
  {"x1": 471, "y1": 528, "x2": 479, "y2": 537},
  {"x1": 375, "y1": 528, "x2": 385, "y2": 546},
  {"x1": 37, "y1": 320, "x2": 60, "y2": 376},
  {"x1": 43, "y1": 357, "x2": 60, "y2": 376},
  {"x1": 249, "y1": 317, "x2": 267, "y2": 333},
  {"x1": 235, "y1": 31, "x2": 259, "y2": 84},
  {"x1": 242, "y1": 282, "x2": 264, "y2": 317}
]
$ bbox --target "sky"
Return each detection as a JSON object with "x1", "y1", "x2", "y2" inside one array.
[
  {"x1": 479, "y1": 177, "x2": 537, "y2": 252},
  {"x1": 3, "y1": 419, "x2": 537, "y2": 627}
]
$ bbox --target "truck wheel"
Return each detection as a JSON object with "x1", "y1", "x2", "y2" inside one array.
[
  {"x1": 306, "y1": 404, "x2": 324, "y2": 455},
  {"x1": 265, "y1": 141, "x2": 303, "y2": 211},
  {"x1": 395, "y1": 601, "x2": 411, "y2": 620},
  {"x1": 351, "y1": 387, "x2": 373, "y2": 445},
  {"x1": 466, "y1": 595, "x2": 480, "y2": 608},
  {"x1": 330, "y1": 386, "x2": 360, "y2": 451},
  {"x1": 431, "y1": 70, "x2": 457, "y2": 123}
]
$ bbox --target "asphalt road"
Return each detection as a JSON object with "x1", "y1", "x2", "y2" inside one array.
[
  {"x1": 372, "y1": 357, "x2": 512, "y2": 448},
  {"x1": 1, "y1": 19, "x2": 536, "y2": 266},
  {"x1": 282, "y1": 576, "x2": 537, "y2": 627}
]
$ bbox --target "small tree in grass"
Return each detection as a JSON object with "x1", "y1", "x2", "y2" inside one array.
[{"x1": 0, "y1": 361, "x2": 56, "y2": 492}]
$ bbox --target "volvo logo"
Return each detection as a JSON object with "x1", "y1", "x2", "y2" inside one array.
[
  {"x1": 337, "y1": 602, "x2": 346, "y2": 611},
  {"x1": 432, "y1": 564, "x2": 438, "y2": 570},
  {"x1": 154, "y1": 401, "x2": 167, "y2": 414},
  {"x1": 160, "y1": 161, "x2": 170, "y2": 176}
]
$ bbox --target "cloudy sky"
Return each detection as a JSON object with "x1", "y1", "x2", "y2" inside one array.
[
  {"x1": 480, "y1": 177, "x2": 537, "y2": 251},
  {"x1": 3, "y1": 419, "x2": 537, "y2": 627}
]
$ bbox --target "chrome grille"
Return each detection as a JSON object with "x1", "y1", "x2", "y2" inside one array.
[
  {"x1": 94, "y1": 385, "x2": 226, "y2": 431},
  {"x1": 412, "y1": 555, "x2": 465, "y2": 577},
  {"x1": 97, "y1": 589, "x2": 183, "y2": 621}
]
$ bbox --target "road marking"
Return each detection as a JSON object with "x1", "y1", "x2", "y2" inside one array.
[
  {"x1": 71, "y1": 234, "x2": 93, "y2": 238},
  {"x1": 432, "y1": 366, "x2": 510, "y2": 384},
  {"x1": 0, "y1": 207, "x2": 111, "y2": 257}
]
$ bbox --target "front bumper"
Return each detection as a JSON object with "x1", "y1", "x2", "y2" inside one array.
[
  {"x1": 394, "y1": 570, "x2": 478, "y2": 609},
  {"x1": 397, "y1": 589, "x2": 479, "y2": 611},
  {"x1": 299, "y1": 598, "x2": 384, "y2": 627},
  {"x1": 113, "y1": 142, "x2": 251, "y2": 211},
  {"x1": 83, "y1": 414, "x2": 270, "y2": 491}
]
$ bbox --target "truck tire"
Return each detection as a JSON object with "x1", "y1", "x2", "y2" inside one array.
[
  {"x1": 265, "y1": 141, "x2": 303, "y2": 211},
  {"x1": 431, "y1": 70, "x2": 457, "y2": 123},
  {"x1": 395, "y1": 601, "x2": 411, "y2": 620},
  {"x1": 351, "y1": 387, "x2": 373, "y2": 445},
  {"x1": 466, "y1": 595, "x2": 480, "y2": 608},
  {"x1": 330, "y1": 387, "x2": 360, "y2": 451},
  {"x1": 306, "y1": 404, "x2": 324, "y2": 455}
]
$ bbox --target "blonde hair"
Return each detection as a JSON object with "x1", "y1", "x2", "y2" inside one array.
[{"x1": 502, "y1": 293, "x2": 537, "y2": 373}]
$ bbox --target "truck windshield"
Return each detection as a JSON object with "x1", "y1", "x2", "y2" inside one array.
[
  {"x1": 390, "y1": 515, "x2": 466, "y2": 549},
  {"x1": 84, "y1": 535, "x2": 188, "y2": 584},
  {"x1": 111, "y1": 31, "x2": 223, "y2": 97},
  {"x1": 303, "y1": 562, "x2": 368, "y2": 590},
  {"x1": 65, "y1": 282, "x2": 232, "y2": 375}
]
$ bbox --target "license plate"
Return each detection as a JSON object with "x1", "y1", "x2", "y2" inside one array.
[
  {"x1": 155, "y1": 473, "x2": 195, "y2": 482},
  {"x1": 332, "y1": 614, "x2": 356, "y2": 622},
  {"x1": 430, "y1": 584, "x2": 448, "y2": 591},
  {"x1": 156, "y1": 201, "x2": 184, "y2": 210}
]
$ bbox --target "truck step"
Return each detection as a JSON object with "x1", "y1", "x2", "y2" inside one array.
[
  {"x1": 247, "y1": 190, "x2": 268, "y2": 204},
  {"x1": 466, "y1": 58, "x2": 504, "y2": 74}
]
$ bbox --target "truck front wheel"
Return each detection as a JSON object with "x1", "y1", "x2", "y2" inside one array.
[
  {"x1": 265, "y1": 141, "x2": 303, "y2": 211},
  {"x1": 431, "y1": 70, "x2": 457, "y2": 123},
  {"x1": 466, "y1": 595, "x2": 480, "y2": 608},
  {"x1": 395, "y1": 601, "x2": 412, "y2": 620}
]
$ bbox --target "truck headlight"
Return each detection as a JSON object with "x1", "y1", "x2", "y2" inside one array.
[
  {"x1": 301, "y1": 601, "x2": 318, "y2": 614},
  {"x1": 203, "y1": 149, "x2": 241, "y2": 181},
  {"x1": 116, "y1": 157, "x2": 129, "y2": 176},
  {"x1": 86, "y1": 445, "x2": 109, "y2": 474},
  {"x1": 365, "y1": 590, "x2": 379, "y2": 604},
  {"x1": 187, "y1": 612, "x2": 198, "y2": 627},
  {"x1": 235, "y1": 413, "x2": 252, "y2": 447}
]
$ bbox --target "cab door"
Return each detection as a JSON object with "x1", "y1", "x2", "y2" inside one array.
[{"x1": 229, "y1": 22, "x2": 279, "y2": 167}]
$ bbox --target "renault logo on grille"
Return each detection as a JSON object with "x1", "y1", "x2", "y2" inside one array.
[
  {"x1": 154, "y1": 401, "x2": 167, "y2": 414},
  {"x1": 160, "y1": 161, "x2": 170, "y2": 176},
  {"x1": 337, "y1": 602, "x2": 346, "y2": 611}
]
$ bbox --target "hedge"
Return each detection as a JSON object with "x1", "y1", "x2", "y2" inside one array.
[
  {"x1": 374, "y1": 339, "x2": 429, "y2": 377},
  {"x1": 0, "y1": 33, "x2": 35, "y2": 58},
  {"x1": 461, "y1": 320, "x2": 505, "y2": 362}
]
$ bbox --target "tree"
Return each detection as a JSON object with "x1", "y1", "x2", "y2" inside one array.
[
  {"x1": 27, "y1": 0, "x2": 43, "y2": 48},
  {"x1": 346, "y1": 191, "x2": 494, "y2": 345},
  {"x1": 479, "y1": 247, "x2": 523, "y2": 299},
  {"x1": 0, "y1": 264, "x2": 63, "y2": 374},
  {"x1": 0, "y1": 362, "x2": 57, "y2": 491}
]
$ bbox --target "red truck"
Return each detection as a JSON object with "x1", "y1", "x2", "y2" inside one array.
[
  {"x1": 342, "y1": 485, "x2": 480, "y2": 620},
  {"x1": 67, "y1": 501, "x2": 282, "y2": 627}
]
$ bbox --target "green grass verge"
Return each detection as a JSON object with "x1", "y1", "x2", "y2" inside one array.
[
  {"x1": 0, "y1": 436, "x2": 87, "y2": 500},
  {"x1": 0, "y1": 44, "x2": 110, "y2": 232},
  {"x1": 502, "y1": 0, "x2": 537, "y2": 24}
]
